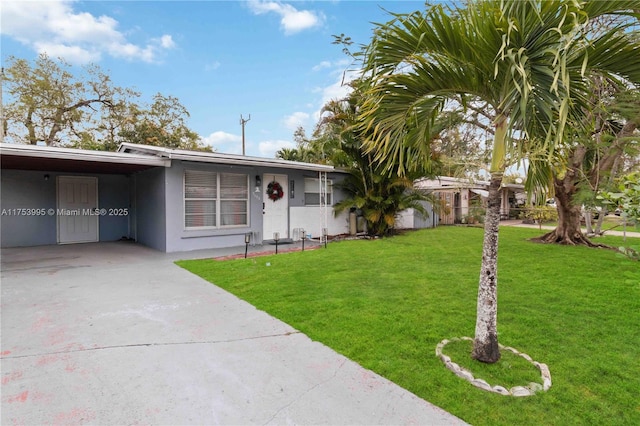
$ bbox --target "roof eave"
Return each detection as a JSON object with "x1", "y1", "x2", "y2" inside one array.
[
  {"x1": 118, "y1": 142, "x2": 336, "y2": 172},
  {"x1": 1, "y1": 143, "x2": 169, "y2": 167}
]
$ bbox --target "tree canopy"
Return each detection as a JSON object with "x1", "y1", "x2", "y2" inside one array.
[{"x1": 2, "y1": 54, "x2": 211, "y2": 152}]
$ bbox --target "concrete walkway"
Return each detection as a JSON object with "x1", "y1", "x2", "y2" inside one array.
[
  {"x1": 1, "y1": 242, "x2": 467, "y2": 425},
  {"x1": 500, "y1": 219, "x2": 640, "y2": 239}
]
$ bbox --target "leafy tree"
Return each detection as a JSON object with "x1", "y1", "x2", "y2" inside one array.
[
  {"x1": 281, "y1": 85, "x2": 439, "y2": 236},
  {"x1": 357, "y1": 1, "x2": 640, "y2": 363},
  {"x1": 2, "y1": 55, "x2": 210, "y2": 152},
  {"x1": 118, "y1": 93, "x2": 210, "y2": 151},
  {"x1": 599, "y1": 172, "x2": 640, "y2": 260},
  {"x1": 3, "y1": 54, "x2": 135, "y2": 147},
  {"x1": 599, "y1": 172, "x2": 640, "y2": 223},
  {"x1": 320, "y1": 92, "x2": 439, "y2": 236},
  {"x1": 275, "y1": 126, "x2": 316, "y2": 162},
  {"x1": 535, "y1": 79, "x2": 640, "y2": 244}
]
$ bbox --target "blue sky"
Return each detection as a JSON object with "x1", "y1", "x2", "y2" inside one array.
[{"x1": 1, "y1": 0, "x2": 426, "y2": 157}]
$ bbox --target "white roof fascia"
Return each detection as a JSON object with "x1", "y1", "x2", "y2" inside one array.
[
  {"x1": 1, "y1": 143, "x2": 169, "y2": 167},
  {"x1": 415, "y1": 176, "x2": 490, "y2": 190},
  {"x1": 118, "y1": 142, "x2": 336, "y2": 172}
]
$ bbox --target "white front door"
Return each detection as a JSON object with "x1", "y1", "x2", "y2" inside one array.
[
  {"x1": 263, "y1": 174, "x2": 288, "y2": 240},
  {"x1": 57, "y1": 176, "x2": 99, "y2": 244}
]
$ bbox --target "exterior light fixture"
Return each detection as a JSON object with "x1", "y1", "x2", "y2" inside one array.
[
  {"x1": 244, "y1": 232, "x2": 252, "y2": 258},
  {"x1": 44, "y1": 174, "x2": 50, "y2": 181},
  {"x1": 273, "y1": 232, "x2": 280, "y2": 254},
  {"x1": 255, "y1": 175, "x2": 262, "y2": 193}
]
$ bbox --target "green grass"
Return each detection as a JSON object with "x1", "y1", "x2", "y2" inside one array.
[{"x1": 177, "y1": 227, "x2": 640, "y2": 426}]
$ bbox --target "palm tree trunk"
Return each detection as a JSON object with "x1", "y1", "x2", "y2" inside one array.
[{"x1": 471, "y1": 173, "x2": 502, "y2": 363}]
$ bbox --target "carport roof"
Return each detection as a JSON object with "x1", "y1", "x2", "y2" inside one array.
[
  {"x1": 0, "y1": 143, "x2": 169, "y2": 174},
  {"x1": 1, "y1": 142, "x2": 340, "y2": 174},
  {"x1": 118, "y1": 142, "x2": 338, "y2": 172}
]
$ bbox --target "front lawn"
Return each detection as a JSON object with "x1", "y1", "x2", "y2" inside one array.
[{"x1": 177, "y1": 227, "x2": 640, "y2": 425}]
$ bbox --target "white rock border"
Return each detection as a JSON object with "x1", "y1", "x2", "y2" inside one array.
[{"x1": 435, "y1": 337, "x2": 552, "y2": 397}]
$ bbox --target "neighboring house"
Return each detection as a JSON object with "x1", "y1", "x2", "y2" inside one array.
[
  {"x1": 1, "y1": 143, "x2": 438, "y2": 252},
  {"x1": 415, "y1": 176, "x2": 526, "y2": 224}
]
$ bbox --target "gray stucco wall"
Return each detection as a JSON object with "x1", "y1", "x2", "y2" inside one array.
[
  {"x1": 1, "y1": 162, "x2": 349, "y2": 251},
  {"x1": 1, "y1": 169, "x2": 133, "y2": 248},
  {"x1": 133, "y1": 167, "x2": 166, "y2": 252},
  {"x1": 99, "y1": 174, "x2": 131, "y2": 241},
  {"x1": 1, "y1": 169, "x2": 58, "y2": 247},
  {"x1": 162, "y1": 161, "x2": 347, "y2": 253},
  {"x1": 164, "y1": 160, "x2": 260, "y2": 253}
]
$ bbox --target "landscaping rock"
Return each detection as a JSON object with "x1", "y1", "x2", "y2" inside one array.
[
  {"x1": 454, "y1": 368, "x2": 474, "y2": 382},
  {"x1": 492, "y1": 385, "x2": 510, "y2": 396},
  {"x1": 471, "y1": 379, "x2": 492, "y2": 391},
  {"x1": 510, "y1": 386, "x2": 532, "y2": 397},
  {"x1": 527, "y1": 382, "x2": 543, "y2": 393},
  {"x1": 519, "y1": 352, "x2": 533, "y2": 362},
  {"x1": 436, "y1": 337, "x2": 552, "y2": 397},
  {"x1": 538, "y1": 363, "x2": 552, "y2": 390}
]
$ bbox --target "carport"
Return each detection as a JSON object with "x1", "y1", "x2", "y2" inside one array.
[{"x1": 0, "y1": 143, "x2": 168, "y2": 247}]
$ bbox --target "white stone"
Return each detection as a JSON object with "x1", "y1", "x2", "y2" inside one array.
[
  {"x1": 538, "y1": 363, "x2": 551, "y2": 380},
  {"x1": 510, "y1": 386, "x2": 532, "y2": 397},
  {"x1": 460, "y1": 336, "x2": 474, "y2": 341},
  {"x1": 492, "y1": 385, "x2": 510, "y2": 395},
  {"x1": 503, "y1": 346, "x2": 519, "y2": 354},
  {"x1": 527, "y1": 382, "x2": 544, "y2": 393},
  {"x1": 439, "y1": 354, "x2": 451, "y2": 363},
  {"x1": 543, "y1": 378, "x2": 552, "y2": 391},
  {"x1": 519, "y1": 353, "x2": 533, "y2": 362},
  {"x1": 454, "y1": 368, "x2": 474, "y2": 382},
  {"x1": 471, "y1": 378, "x2": 492, "y2": 391},
  {"x1": 445, "y1": 361, "x2": 459, "y2": 372}
]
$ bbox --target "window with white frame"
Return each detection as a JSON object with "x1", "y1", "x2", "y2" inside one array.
[
  {"x1": 184, "y1": 170, "x2": 248, "y2": 229},
  {"x1": 304, "y1": 177, "x2": 332, "y2": 206}
]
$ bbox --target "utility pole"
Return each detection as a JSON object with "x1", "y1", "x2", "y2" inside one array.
[{"x1": 240, "y1": 114, "x2": 251, "y2": 155}]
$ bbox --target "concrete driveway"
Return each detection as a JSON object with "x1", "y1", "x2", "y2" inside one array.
[{"x1": 1, "y1": 242, "x2": 466, "y2": 425}]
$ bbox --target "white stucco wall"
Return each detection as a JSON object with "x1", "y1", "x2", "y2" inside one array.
[{"x1": 289, "y1": 207, "x2": 349, "y2": 239}]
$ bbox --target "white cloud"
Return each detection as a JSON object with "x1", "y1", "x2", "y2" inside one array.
[
  {"x1": 283, "y1": 112, "x2": 310, "y2": 131},
  {"x1": 311, "y1": 64, "x2": 361, "y2": 122},
  {"x1": 205, "y1": 61, "x2": 221, "y2": 71},
  {"x1": 0, "y1": 0, "x2": 175, "y2": 64},
  {"x1": 259, "y1": 140, "x2": 296, "y2": 158},
  {"x1": 158, "y1": 35, "x2": 176, "y2": 49},
  {"x1": 201, "y1": 131, "x2": 242, "y2": 154},
  {"x1": 32, "y1": 42, "x2": 101, "y2": 63},
  {"x1": 247, "y1": 1, "x2": 324, "y2": 35},
  {"x1": 312, "y1": 60, "x2": 332, "y2": 72}
]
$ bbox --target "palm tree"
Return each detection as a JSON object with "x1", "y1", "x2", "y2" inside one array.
[
  {"x1": 316, "y1": 88, "x2": 441, "y2": 236},
  {"x1": 358, "y1": 0, "x2": 640, "y2": 362}
]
